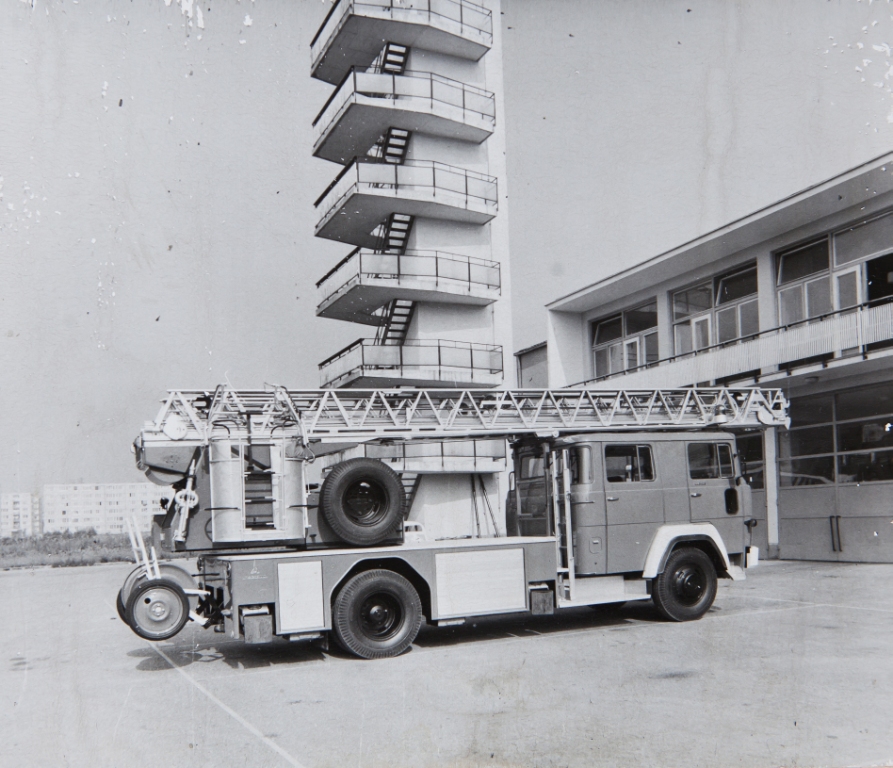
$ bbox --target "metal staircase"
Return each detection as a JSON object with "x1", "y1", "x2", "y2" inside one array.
[
  {"x1": 371, "y1": 212, "x2": 416, "y2": 345},
  {"x1": 375, "y1": 299, "x2": 416, "y2": 345},
  {"x1": 379, "y1": 212, "x2": 413, "y2": 253},
  {"x1": 380, "y1": 42, "x2": 409, "y2": 75}
]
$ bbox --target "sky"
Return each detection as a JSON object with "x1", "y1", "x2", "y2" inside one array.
[{"x1": 2, "y1": 0, "x2": 893, "y2": 491}]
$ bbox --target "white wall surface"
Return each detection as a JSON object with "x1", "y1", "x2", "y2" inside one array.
[{"x1": 503, "y1": 0, "x2": 893, "y2": 352}]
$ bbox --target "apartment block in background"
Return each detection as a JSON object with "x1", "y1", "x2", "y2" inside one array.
[
  {"x1": 0, "y1": 493, "x2": 40, "y2": 538},
  {"x1": 546, "y1": 153, "x2": 893, "y2": 564},
  {"x1": 41, "y1": 483, "x2": 172, "y2": 535}
]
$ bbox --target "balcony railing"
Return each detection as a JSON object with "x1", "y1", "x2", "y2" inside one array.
[
  {"x1": 311, "y1": 0, "x2": 492, "y2": 82},
  {"x1": 314, "y1": 159, "x2": 497, "y2": 243},
  {"x1": 365, "y1": 438, "x2": 506, "y2": 472},
  {"x1": 576, "y1": 299, "x2": 893, "y2": 389},
  {"x1": 313, "y1": 67, "x2": 495, "y2": 160},
  {"x1": 319, "y1": 338, "x2": 503, "y2": 388},
  {"x1": 316, "y1": 248, "x2": 500, "y2": 312},
  {"x1": 315, "y1": 157, "x2": 497, "y2": 212}
]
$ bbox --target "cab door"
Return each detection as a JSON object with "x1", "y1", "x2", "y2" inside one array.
[
  {"x1": 603, "y1": 443, "x2": 664, "y2": 573},
  {"x1": 685, "y1": 440, "x2": 744, "y2": 553}
]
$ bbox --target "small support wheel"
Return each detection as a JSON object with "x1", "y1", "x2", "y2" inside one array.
[
  {"x1": 126, "y1": 579, "x2": 190, "y2": 641},
  {"x1": 116, "y1": 589, "x2": 130, "y2": 626},
  {"x1": 652, "y1": 547, "x2": 717, "y2": 622},
  {"x1": 332, "y1": 570, "x2": 422, "y2": 659},
  {"x1": 117, "y1": 563, "x2": 198, "y2": 625}
]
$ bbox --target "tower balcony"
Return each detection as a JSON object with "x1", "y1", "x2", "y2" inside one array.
[
  {"x1": 316, "y1": 248, "x2": 500, "y2": 324},
  {"x1": 314, "y1": 159, "x2": 497, "y2": 247},
  {"x1": 319, "y1": 338, "x2": 503, "y2": 388},
  {"x1": 313, "y1": 68, "x2": 495, "y2": 164},
  {"x1": 311, "y1": 0, "x2": 493, "y2": 85}
]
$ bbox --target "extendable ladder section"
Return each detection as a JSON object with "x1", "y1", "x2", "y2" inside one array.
[{"x1": 142, "y1": 386, "x2": 789, "y2": 446}]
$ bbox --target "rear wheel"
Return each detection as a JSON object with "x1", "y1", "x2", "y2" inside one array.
[
  {"x1": 652, "y1": 547, "x2": 717, "y2": 622},
  {"x1": 320, "y1": 459, "x2": 406, "y2": 546},
  {"x1": 126, "y1": 579, "x2": 190, "y2": 641},
  {"x1": 332, "y1": 570, "x2": 422, "y2": 659}
]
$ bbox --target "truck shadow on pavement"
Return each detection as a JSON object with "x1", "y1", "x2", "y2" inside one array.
[
  {"x1": 412, "y1": 600, "x2": 665, "y2": 652},
  {"x1": 126, "y1": 601, "x2": 670, "y2": 670},
  {"x1": 127, "y1": 633, "x2": 327, "y2": 672}
]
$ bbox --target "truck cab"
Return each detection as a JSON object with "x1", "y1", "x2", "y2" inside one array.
[{"x1": 511, "y1": 431, "x2": 753, "y2": 580}]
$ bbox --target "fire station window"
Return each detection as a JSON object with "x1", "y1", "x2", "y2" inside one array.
[
  {"x1": 605, "y1": 445, "x2": 654, "y2": 483},
  {"x1": 688, "y1": 443, "x2": 734, "y2": 479},
  {"x1": 776, "y1": 239, "x2": 831, "y2": 325},
  {"x1": 591, "y1": 302, "x2": 658, "y2": 379},
  {"x1": 673, "y1": 265, "x2": 758, "y2": 354}
]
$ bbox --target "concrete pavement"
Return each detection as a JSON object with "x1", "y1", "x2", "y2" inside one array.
[{"x1": 1, "y1": 559, "x2": 892, "y2": 768}]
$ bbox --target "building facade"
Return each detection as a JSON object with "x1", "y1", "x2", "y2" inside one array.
[
  {"x1": 0, "y1": 493, "x2": 40, "y2": 538},
  {"x1": 309, "y1": 0, "x2": 512, "y2": 538},
  {"x1": 41, "y1": 483, "x2": 171, "y2": 535},
  {"x1": 546, "y1": 153, "x2": 893, "y2": 563}
]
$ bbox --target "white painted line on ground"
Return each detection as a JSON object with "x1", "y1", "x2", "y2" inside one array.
[
  {"x1": 149, "y1": 642, "x2": 309, "y2": 768},
  {"x1": 737, "y1": 594, "x2": 893, "y2": 615}
]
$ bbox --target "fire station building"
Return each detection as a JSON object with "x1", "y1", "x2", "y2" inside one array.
[{"x1": 546, "y1": 153, "x2": 893, "y2": 564}]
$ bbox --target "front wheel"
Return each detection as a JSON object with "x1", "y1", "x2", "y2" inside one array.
[
  {"x1": 652, "y1": 547, "x2": 717, "y2": 622},
  {"x1": 332, "y1": 570, "x2": 422, "y2": 659}
]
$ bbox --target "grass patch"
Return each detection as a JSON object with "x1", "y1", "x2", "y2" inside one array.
[{"x1": 0, "y1": 530, "x2": 137, "y2": 569}]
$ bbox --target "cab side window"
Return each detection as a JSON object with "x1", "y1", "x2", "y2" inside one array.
[
  {"x1": 688, "y1": 442, "x2": 734, "y2": 479},
  {"x1": 605, "y1": 445, "x2": 654, "y2": 483},
  {"x1": 520, "y1": 456, "x2": 544, "y2": 479}
]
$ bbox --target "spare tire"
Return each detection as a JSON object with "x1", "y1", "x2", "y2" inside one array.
[{"x1": 320, "y1": 458, "x2": 406, "y2": 546}]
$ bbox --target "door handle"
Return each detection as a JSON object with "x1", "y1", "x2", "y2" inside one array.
[
  {"x1": 690, "y1": 492, "x2": 702, "y2": 498},
  {"x1": 606, "y1": 496, "x2": 619, "y2": 502}
]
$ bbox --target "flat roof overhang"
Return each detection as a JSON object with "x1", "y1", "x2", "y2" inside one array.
[{"x1": 547, "y1": 152, "x2": 893, "y2": 315}]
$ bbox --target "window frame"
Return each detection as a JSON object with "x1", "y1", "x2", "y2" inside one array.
[
  {"x1": 672, "y1": 264, "x2": 759, "y2": 355},
  {"x1": 590, "y1": 301, "x2": 659, "y2": 379},
  {"x1": 604, "y1": 444, "x2": 656, "y2": 484}
]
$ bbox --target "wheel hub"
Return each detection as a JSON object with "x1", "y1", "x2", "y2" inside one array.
[
  {"x1": 672, "y1": 566, "x2": 705, "y2": 605},
  {"x1": 359, "y1": 594, "x2": 401, "y2": 639},
  {"x1": 148, "y1": 599, "x2": 171, "y2": 622},
  {"x1": 344, "y1": 480, "x2": 388, "y2": 526}
]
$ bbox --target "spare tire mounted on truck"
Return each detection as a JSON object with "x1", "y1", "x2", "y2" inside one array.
[{"x1": 319, "y1": 458, "x2": 406, "y2": 546}]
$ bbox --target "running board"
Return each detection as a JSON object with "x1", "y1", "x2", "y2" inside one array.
[{"x1": 556, "y1": 575, "x2": 650, "y2": 609}]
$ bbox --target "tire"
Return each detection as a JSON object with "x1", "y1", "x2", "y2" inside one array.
[
  {"x1": 119, "y1": 563, "x2": 198, "y2": 614},
  {"x1": 320, "y1": 458, "x2": 406, "y2": 546},
  {"x1": 126, "y1": 579, "x2": 190, "y2": 641},
  {"x1": 332, "y1": 570, "x2": 422, "y2": 659},
  {"x1": 652, "y1": 547, "x2": 718, "y2": 622},
  {"x1": 116, "y1": 589, "x2": 130, "y2": 626}
]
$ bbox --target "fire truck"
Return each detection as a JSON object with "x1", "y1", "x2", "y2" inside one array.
[{"x1": 117, "y1": 385, "x2": 788, "y2": 659}]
